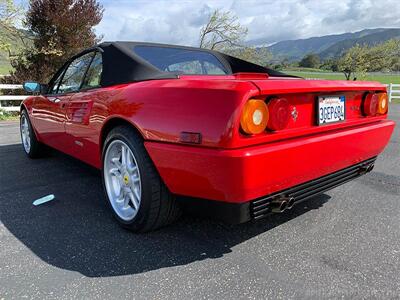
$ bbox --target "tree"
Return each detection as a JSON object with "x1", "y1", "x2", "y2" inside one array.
[
  {"x1": 280, "y1": 57, "x2": 291, "y2": 69},
  {"x1": 365, "y1": 39, "x2": 400, "y2": 72},
  {"x1": 337, "y1": 44, "x2": 369, "y2": 80},
  {"x1": 224, "y1": 46, "x2": 272, "y2": 66},
  {"x1": 199, "y1": 9, "x2": 247, "y2": 50},
  {"x1": 299, "y1": 53, "x2": 320, "y2": 68},
  {"x1": 336, "y1": 39, "x2": 400, "y2": 79},
  {"x1": 320, "y1": 58, "x2": 339, "y2": 72},
  {"x1": 9, "y1": 0, "x2": 103, "y2": 83},
  {"x1": 0, "y1": 0, "x2": 29, "y2": 54},
  {"x1": 199, "y1": 9, "x2": 273, "y2": 66}
]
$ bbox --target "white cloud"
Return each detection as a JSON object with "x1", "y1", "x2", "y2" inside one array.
[{"x1": 96, "y1": 0, "x2": 400, "y2": 46}]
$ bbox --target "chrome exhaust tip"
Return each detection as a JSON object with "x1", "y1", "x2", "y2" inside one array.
[
  {"x1": 270, "y1": 199, "x2": 288, "y2": 213},
  {"x1": 287, "y1": 197, "x2": 295, "y2": 209},
  {"x1": 360, "y1": 163, "x2": 374, "y2": 174}
]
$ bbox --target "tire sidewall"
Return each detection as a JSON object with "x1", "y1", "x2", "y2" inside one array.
[
  {"x1": 20, "y1": 110, "x2": 33, "y2": 156},
  {"x1": 102, "y1": 129, "x2": 154, "y2": 230}
]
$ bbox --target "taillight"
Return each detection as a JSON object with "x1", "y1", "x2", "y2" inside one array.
[
  {"x1": 267, "y1": 98, "x2": 290, "y2": 131},
  {"x1": 377, "y1": 93, "x2": 388, "y2": 114},
  {"x1": 363, "y1": 92, "x2": 388, "y2": 116},
  {"x1": 240, "y1": 99, "x2": 269, "y2": 135}
]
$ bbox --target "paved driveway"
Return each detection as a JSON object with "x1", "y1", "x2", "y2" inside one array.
[{"x1": 0, "y1": 106, "x2": 399, "y2": 299}]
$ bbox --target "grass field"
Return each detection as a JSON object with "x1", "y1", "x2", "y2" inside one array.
[
  {"x1": 283, "y1": 70, "x2": 400, "y2": 84},
  {"x1": 283, "y1": 70, "x2": 400, "y2": 103}
]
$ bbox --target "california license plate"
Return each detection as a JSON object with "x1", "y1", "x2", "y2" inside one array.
[{"x1": 318, "y1": 96, "x2": 345, "y2": 125}]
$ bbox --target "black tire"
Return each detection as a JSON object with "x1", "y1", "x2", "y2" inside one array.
[
  {"x1": 20, "y1": 109, "x2": 46, "y2": 158},
  {"x1": 102, "y1": 125, "x2": 181, "y2": 232}
]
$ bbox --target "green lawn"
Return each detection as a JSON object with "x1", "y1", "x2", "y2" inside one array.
[
  {"x1": 282, "y1": 70, "x2": 400, "y2": 104},
  {"x1": 283, "y1": 67, "x2": 335, "y2": 73},
  {"x1": 283, "y1": 70, "x2": 400, "y2": 84}
]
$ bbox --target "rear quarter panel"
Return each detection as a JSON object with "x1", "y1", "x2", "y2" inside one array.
[
  {"x1": 103, "y1": 78, "x2": 259, "y2": 148},
  {"x1": 73, "y1": 78, "x2": 259, "y2": 168}
]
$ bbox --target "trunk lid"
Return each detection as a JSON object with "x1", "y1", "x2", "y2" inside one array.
[{"x1": 250, "y1": 77, "x2": 386, "y2": 95}]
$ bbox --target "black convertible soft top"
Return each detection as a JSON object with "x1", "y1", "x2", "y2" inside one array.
[{"x1": 73, "y1": 41, "x2": 295, "y2": 87}]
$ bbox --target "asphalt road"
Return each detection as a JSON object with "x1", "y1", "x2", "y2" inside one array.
[{"x1": 0, "y1": 106, "x2": 399, "y2": 299}]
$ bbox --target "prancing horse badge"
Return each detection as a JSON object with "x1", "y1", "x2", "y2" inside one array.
[{"x1": 291, "y1": 106, "x2": 298, "y2": 122}]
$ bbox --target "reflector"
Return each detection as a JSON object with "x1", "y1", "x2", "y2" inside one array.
[{"x1": 179, "y1": 132, "x2": 202, "y2": 144}]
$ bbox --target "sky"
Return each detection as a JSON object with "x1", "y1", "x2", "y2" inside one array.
[{"x1": 18, "y1": 0, "x2": 400, "y2": 46}]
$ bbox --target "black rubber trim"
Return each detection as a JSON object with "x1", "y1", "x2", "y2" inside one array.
[{"x1": 178, "y1": 197, "x2": 251, "y2": 224}]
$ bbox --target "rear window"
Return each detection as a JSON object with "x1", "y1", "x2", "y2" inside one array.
[{"x1": 134, "y1": 46, "x2": 228, "y2": 75}]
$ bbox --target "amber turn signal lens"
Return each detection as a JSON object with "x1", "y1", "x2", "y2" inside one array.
[
  {"x1": 240, "y1": 99, "x2": 269, "y2": 135},
  {"x1": 267, "y1": 98, "x2": 290, "y2": 131},
  {"x1": 377, "y1": 92, "x2": 388, "y2": 115}
]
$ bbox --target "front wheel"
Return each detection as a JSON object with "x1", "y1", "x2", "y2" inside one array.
[{"x1": 102, "y1": 126, "x2": 181, "y2": 232}]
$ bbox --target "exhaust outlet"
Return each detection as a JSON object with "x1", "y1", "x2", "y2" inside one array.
[
  {"x1": 287, "y1": 197, "x2": 295, "y2": 209},
  {"x1": 270, "y1": 198, "x2": 288, "y2": 213},
  {"x1": 360, "y1": 163, "x2": 374, "y2": 174}
]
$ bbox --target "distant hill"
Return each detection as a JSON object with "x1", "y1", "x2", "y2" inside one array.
[
  {"x1": 318, "y1": 28, "x2": 400, "y2": 59},
  {"x1": 252, "y1": 28, "x2": 400, "y2": 61}
]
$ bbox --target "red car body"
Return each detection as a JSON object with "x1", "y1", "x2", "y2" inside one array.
[{"x1": 21, "y1": 42, "x2": 395, "y2": 223}]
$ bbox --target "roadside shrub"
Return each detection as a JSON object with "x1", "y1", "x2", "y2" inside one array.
[{"x1": 0, "y1": 108, "x2": 19, "y2": 120}]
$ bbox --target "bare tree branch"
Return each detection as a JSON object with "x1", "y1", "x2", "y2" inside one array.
[{"x1": 199, "y1": 9, "x2": 247, "y2": 51}]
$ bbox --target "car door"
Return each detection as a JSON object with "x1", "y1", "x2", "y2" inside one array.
[
  {"x1": 30, "y1": 66, "x2": 70, "y2": 150},
  {"x1": 65, "y1": 51, "x2": 104, "y2": 165},
  {"x1": 31, "y1": 52, "x2": 95, "y2": 151}
]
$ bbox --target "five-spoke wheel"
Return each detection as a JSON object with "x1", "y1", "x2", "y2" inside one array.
[
  {"x1": 102, "y1": 126, "x2": 181, "y2": 232},
  {"x1": 103, "y1": 140, "x2": 142, "y2": 221}
]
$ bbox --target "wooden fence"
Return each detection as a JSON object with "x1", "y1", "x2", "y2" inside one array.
[
  {"x1": 0, "y1": 84, "x2": 28, "y2": 112},
  {"x1": 0, "y1": 82, "x2": 399, "y2": 113},
  {"x1": 387, "y1": 83, "x2": 400, "y2": 103}
]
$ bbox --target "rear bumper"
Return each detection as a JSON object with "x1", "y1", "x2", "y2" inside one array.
[
  {"x1": 145, "y1": 120, "x2": 395, "y2": 203},
  {"x1": 179, "y1": 157, "x2": 376, "y2": 223}
]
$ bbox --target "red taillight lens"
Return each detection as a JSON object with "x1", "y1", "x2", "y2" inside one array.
[
  {"x1": 363, "y1": 92, "x2": 388, "y2": 116},
  {"x1": 267, "y1": 98, "x2": 290, "y2": 131},
  {"x1": 363, "y1": 93, "x2": 379, "y2": 116}
]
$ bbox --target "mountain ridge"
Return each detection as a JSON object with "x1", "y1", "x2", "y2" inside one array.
[{"x1": 251, "y1": 28, "x2": 400, "y2": 61}]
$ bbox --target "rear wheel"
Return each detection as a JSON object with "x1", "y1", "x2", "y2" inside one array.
[
  {"x1": 20, "y1": 110, "x2": 45, "y2": 158},
  {"x1": 102, "y1": 126, "x2": 181, "y2": 232}
]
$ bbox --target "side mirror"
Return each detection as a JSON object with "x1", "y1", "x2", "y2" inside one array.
[{"x1": 23, "y1": 82, "x2": 41, "y2": 93}]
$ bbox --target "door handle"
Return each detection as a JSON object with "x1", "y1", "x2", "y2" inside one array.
[
  {"x1": 53, "y1": 98, "x2": 66, "y2": 108},
  {"x1": 50, "y1": 97, "x2": 66, "y2": 108}
]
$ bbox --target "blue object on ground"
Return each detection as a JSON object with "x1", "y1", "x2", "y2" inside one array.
[{"x1": 33, "y1": 194, "x2": 55, "y2": 206}]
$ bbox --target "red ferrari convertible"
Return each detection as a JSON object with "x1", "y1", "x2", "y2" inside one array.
[{"x1": 20, "y1": 42, "x2": 394, "y2": 232}]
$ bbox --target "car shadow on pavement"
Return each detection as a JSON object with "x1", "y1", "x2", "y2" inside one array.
[{"x1": 0, "y1": 143, "x2": 330, "y2": 277}]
